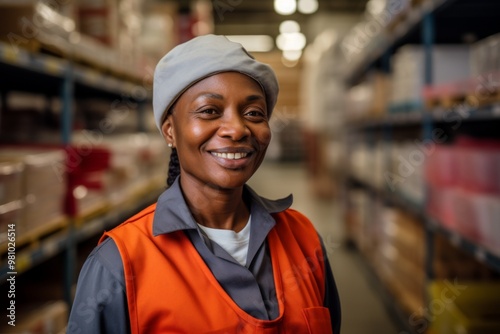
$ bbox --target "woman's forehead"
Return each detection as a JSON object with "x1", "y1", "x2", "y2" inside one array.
[{"x1": 182, "y1": 72, "x2": 265, "y2": 98}]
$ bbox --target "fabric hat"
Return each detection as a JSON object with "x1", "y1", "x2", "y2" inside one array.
[{"x1": 153, "y1": 34, "x2": 279, "y2": 130}]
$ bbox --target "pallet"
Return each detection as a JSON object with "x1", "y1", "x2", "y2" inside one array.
[
  {"x1": 466, "y1": 89, "x2": 500, "y2": 107},
  {"x1": 0, "y1": 215, "x2": 69, "y2": 259},
  {"x1": 74, "y1": 201, "x2": 111, "y2": 227},
  {"x1": 1, "y1": 34, "x2": 143, "y2": 85},
  {"x1": 425, "y1": 93, "x2": 469, "y2": 109}
]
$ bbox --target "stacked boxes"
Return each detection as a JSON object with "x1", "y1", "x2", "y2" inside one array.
[
  {"x1": 0, "y1": 148, "x2": 67, "y2": 242},
  {"x1": 78, "y1": 0, "x2": 119, "y2": 47},
  {"x1": 388, "y1": 141, "x2": 426, "y2": 206},
  {"x1": 471, "y1": 33, "x2": 500, "y2": 77},
  {"x1": 425, "y1": 137, "x2": 500, "y2": 256},
  {"x1": 423, "y1": 32, "x2": 500, "y2": 108},
  {"x1": 0, "y1": 0, "x2": 77, "y2": 59},
  {"x1": 71, "y1": 132, "x2": 167, "y2": 211},
  {"x1": 0, "y1": 161, "x2": 24, "y2": 248},
  {"x1": 65, "y1": 142, "x2": 111, "y2": 218},
  {"x1": 0, "y1": 135, "x2": 167, "y2": 239},
  {"x1": 389, "y1": 45, "x2": 471, "y2": 112},
  {"x1": 346, "y1": 71, "x2": 390, "y2": 121},
  {"x1": 434, "y1": 235, "x2": 498, "y2": 280},
  {"x1": 0, "y1": 0, "x2": 160, "y2": 79},
  {"x1": 349, "y1": 141, "x2": 387, "y2": 191},
  {"x1": 373, "y1": 208, "x2": 426, "y2": 316}
]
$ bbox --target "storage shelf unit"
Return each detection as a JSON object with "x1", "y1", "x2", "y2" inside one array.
[
  {"x1": 347, "y1": 104, "x2": 500, "y2": 129},
  {"x1": 342, "y1": 0, "x2": 500, "y2": 331},
  {"x1": 348, "y1": 174, "x2": 500, "y2": 273},
  {"x1": 0, "y1": 185, "x2": 161, "y2": 281},
  {"x1": 0, "y1": 40, "x2": 160, "y2": 310},
  {"x1": 0, "y1": 42, "x2": 146, "y2": 100},
  {"x1": 345, "y1": 0, "x2": 448, "y2": 85}
]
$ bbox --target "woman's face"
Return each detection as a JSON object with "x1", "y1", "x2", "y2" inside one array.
[{"x1": 162, "y1": 72, "x2": 272, "y2": 190}]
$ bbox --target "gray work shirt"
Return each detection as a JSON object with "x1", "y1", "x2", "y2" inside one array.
[{"x1": 68, "y1": 178, "x2": 341, "y2": 333}]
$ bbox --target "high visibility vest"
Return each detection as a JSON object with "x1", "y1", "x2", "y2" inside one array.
[{"x1": 101, "y1": 203, "x2": 333, "y2": 334}]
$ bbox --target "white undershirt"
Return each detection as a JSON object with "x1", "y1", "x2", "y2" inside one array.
[{"x1": 197, "y1": 216, "x2": 251, "y2": 266}]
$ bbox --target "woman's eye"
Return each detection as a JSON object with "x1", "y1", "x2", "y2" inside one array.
[
  {"x1": 201, "y1": 109, "x2": 218, "y2": 114},
  {"x1": 245, "y1": 110, "x2": 267, "y2": 119},
  {"x1": 197, "y1": 108, "x2": 221, "y2": 117}
]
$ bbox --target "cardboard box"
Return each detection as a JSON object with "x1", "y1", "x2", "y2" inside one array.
[{"x1": 0, "y1": 161, "x2": 24, "y2": 206}]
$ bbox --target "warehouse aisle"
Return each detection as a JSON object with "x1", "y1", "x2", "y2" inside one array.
[{"x1": 248, "y1": 162, "x2": 401, "y2": 334}]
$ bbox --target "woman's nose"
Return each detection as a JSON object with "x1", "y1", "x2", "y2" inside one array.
[{"x1": 217, "y1": 110, "x2": 250, "y2": 141}]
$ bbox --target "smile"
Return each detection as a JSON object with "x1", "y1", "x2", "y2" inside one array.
[{"x1": 210, "y1": 152, "x2": 249, "y2": 160}]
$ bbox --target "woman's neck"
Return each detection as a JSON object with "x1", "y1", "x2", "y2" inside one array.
[{"x1": 179, "y1": 176, "x2": 249, "y2": 232}]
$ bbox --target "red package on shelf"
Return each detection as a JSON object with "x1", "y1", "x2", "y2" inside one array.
[
  {"x1": 456, "y1": 136, "x2": 500, "y2": 195},
  {"x1": 425, "y1": 144, "x2": 458, "y2": 188}
]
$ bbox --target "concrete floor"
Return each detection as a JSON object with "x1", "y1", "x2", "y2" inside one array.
[{"x1": 248, "y1": 161, "x2": 403, "y2": 334}]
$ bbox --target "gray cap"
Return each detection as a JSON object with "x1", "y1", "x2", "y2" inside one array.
[{"x1": 153, "y1": 34, "x2": 279, "y2": 130}]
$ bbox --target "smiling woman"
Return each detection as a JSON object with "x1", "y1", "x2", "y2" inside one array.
[
  {"x1": 163, "y1": 72, "x2": 271, "y2": 193},
  {"x1": 68, "y1": 34, "x2": 341, "y2": 334}
]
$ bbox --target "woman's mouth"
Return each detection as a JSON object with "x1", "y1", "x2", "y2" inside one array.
[{"x1": 210, "y1": 152, "x2": 249, "y2": 160}]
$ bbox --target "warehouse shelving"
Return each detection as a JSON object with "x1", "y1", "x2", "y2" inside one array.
[
  {"x1": 344, "y1": 0, "x2": 448, "y2": 86},
  {"x1": 348, "y1": 174, "x2": 424, "y2": 218},
  {"x1": 0, "y1": 38, "x2": 160, "y2": 313},
  {"x1": 348, "y1": 173, "x2": 500, "y2": 272},
  {"x1": 0, "y1": 42, "x2": 146, "y2": 101},
  {"x1": 428, "y1": 219, "x2": 500, "y2": 273},
  {"x1": 347, "y1": 103, "x2": 500, "y2": 130},
  {"x1": 342, "y1": 0, "x2": 500, "y2": 331},
  {"x1": 0, "y1": 182, "x2": 162, "y2": 281}
]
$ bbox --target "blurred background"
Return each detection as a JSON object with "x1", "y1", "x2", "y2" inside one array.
[{"x1": 1, "y1": 0, "x2": 500, "y2": 333}]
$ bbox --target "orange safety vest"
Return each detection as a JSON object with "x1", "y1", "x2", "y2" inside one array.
[{"x1": 100, "y1": 203, "x2": 333, "y2": 334}]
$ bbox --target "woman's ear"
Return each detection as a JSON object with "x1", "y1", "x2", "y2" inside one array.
[{"x1": 161, "y1": 116, "x2": 176, "y2": 147}]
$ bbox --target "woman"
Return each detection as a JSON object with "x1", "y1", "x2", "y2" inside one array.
[{"x1": 68, "y1": 35, "x2": 341, "y2": 333}]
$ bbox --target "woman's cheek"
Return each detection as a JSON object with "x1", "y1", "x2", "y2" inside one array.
[
  {"x1": 188, "y1": 123, "x2": 211, "y2": 143},
  {"x1": 259, "y1": 127, "x2": 272, "y2": 149}
]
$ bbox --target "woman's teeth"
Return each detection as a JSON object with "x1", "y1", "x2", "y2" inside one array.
[{"x1": 211, "y1": 152, "x2": 248, "y2": 160}]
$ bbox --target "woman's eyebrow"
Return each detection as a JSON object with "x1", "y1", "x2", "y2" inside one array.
[
  {"x1": 195, "y1": 93, "x2": 264, "y2": 101},
  {"x1": 246, "y1": 94, "x2": 265, "y2": 102},
  {"x1": 196, "y1": 92, "x2": 224, "y2": 100}
]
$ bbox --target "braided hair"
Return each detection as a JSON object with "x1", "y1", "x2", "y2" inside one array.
[
  {"x1": 165, "y1": 105, "x2": 180, "y2": 188},
  {"x1": 166, "y1": 148, "x2": 180, "y2": 187}
]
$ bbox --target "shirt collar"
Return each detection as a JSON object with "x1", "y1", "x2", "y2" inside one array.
[{"x1": 152, "y1": 177, "x2": 293, "y2": 236}]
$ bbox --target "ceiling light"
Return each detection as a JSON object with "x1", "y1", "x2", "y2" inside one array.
[
  {"x1": 298, "y1": 0, "x2": 318, "y2": 14},
  {"x1": 281, "y1": 57, "x2": 299, "y2": 68},
  {"x1": 276, "y1": 32, "x2": 306, "y2": 51},
  {"x1": 225, "y1": 35, "x2": 274, "y2": 52},
  {"x1": 279, "y1": 20, "x2": 301, "y2": 34},
  {"x1": 282, "y1": 50, "x2": 302, "y2": 61},
  {"x1": 274, "y1": 0, "x2": 296, "y2": 15}
]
